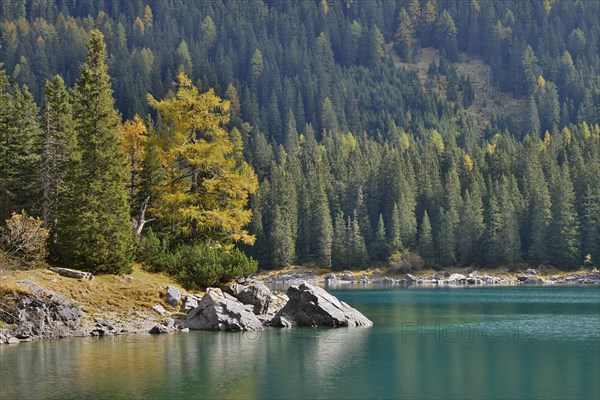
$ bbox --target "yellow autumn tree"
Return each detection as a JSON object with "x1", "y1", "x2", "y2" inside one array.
[
  {"x1": 119, "y1": 114, "x2": 147, "y2": 207},
  {"x1": 147, "y1": 73, "x2": 258, "y2": 244}
]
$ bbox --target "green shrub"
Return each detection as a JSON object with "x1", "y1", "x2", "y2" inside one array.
[
  {"x1": 388, "y1": 250, "x2": 425, "y2": 273},
  {"x1": 174, "y1": 244, "x2": 258, "y2": 289},
  {"x1": 135, "y1": 228, "x2": 174, "y2": 272},
  {"x1": 135, "y1": 231, "x2": 258, "y2": 288}
]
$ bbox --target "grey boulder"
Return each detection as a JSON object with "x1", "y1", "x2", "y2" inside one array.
[
  {"x1": 149, "y1": 324, "x2": 171, "y2": 334},
  {"x1": 221, "y1": 281, "x2": 272, "y2": 314},
  {"x1": 165, "y1": 285, "x2": 181, "y2": 307},
  {"x1": 180, "y1": 294, "x2": 202, "y2": 313},
  {"x1": 0, "y1": 288, "x2": 82, "y2": 339},
  {"x1": 185, "y1": 288, "x2": 263, "y2": 331},
  {"x1": 271, "y1": 282, "x2": 372, "y2": 328},
  {"x1": 448, "y1": 273, "x2": 467, "y2": 283}
]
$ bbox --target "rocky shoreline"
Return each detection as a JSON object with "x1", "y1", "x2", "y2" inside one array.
[
  {"x1": 0, "y1": 279, "x2": 371, "y2": 345},
  {"x1": 1, "y1": 267, "x2": 598, "y2": 346},
  {"x1": 254, "y1": 268, "x2": 600, "y2": 287}
]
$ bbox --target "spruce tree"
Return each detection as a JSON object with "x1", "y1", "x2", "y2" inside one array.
[
  {"x1": 332, "y1": 211, "x2": 347, "y2": 269},
  {"x1": 388, "y1": 203, "x2": 403, "y2": 253},
  {"x1": 418, "y1": 211, "x2": 435, "y2": 266},
  {"x1": 580, "y1": 185, "x2": 600, "y2": 264},
  {"x1": 549, "y1": 162, "x2": 581, "y2": 268},
  {"x1": 1, "y1": 84, "x2": 41, "y2": 219},
  {"x1": 525, "y1": 162, "x2": 552, "y2": 263},
  {"x1": 0, "y1": 63, "x2": 12, "y2": 220},
  {"x1": 457, "y1": 190, "x2": 485, "y2": 265},
  {"x1": 372, "y1": 214, "x2": 387, "y2": 261},
  {"x1": 41, "y1": 75, "x2": 78, "y2": 254},
  {"x1": 349, "y1": 211, "x2": 368, "y2": 267},
  {"x1": 311, "y1": 180, "x2": 333, "y2": 268},
  {"x1": 270, "y1": 207, "x2": 295, "y2": 268},
  {"x1": 57, "y1": 30, "x2": 133, "y2": 274}
]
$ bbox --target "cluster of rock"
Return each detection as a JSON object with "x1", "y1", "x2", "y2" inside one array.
[
  {"x1": 258, "y1": 269, "x2": 600, "y2": 287},
  {"x1": 0, "y1": 284, "x2": 83, "y2": 344},
  {"x1": 150, "y1": 281, "x2": 372, "y2": 333}
]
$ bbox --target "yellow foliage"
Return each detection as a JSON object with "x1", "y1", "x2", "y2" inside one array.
[
  {"x1": 464, "y1": 154, "x2": 474, "y2": 172},
  {"x1": 1, "y1": 211, "x2": 49, "y2": 269},
  {"x1": 321, "y1": 0, "x2": 330, "y2": 16},
  {"x1": 563, "y1": 51, "x2": 573, "y2": 66},
  {"x1": 430, "y1": 130, "x2": 445, "y2": 152},
  {"x1": 582, "y1": 121, "x2": 591, "y2": 138},
  {"x1": 148, "y1": 73, "x2": 258, "y2": 245},
  {"x1": 424, "y1": 1, "x2": 436, "y2": 24},
  {"x1": 562, "y1": 127, "x2": 572, "y2": 144},
  {"x1": 399, "y1": 132, "x2": 410, "y2": 151},
  {"x1": 119, "y1": 115, "x2": 147, "y2": 165},
  {"x1": 542, "y1": 130, "x2": 551, "y2": 150},
  {"x1": 340, "y1": 133, "x2": 358, "y2": 156},
  {"x1": 544, "y1": 0, "x2": 552, "y2": 15},
  {"x1": 537, "y1": 75, "x2": 546, "y2": 91},
  {"x1": 144, "y1": 5, "x2": 154, "y2": 28}
]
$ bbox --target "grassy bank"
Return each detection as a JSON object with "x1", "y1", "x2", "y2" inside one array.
[{"x1": 0, "y1": 264, "x2": 198, "y2": 328}]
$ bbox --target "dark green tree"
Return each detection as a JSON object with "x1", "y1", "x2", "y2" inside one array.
[
  {"x1": 57, "y1": 30, "x2": 133, "y2": 274},
  {"x1": 41, "y1": 75, "x2": 78, "y2": 254}
]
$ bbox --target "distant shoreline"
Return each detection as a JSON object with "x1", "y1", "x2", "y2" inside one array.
[{"x1": 253, "y1": 266, "x2": 600, "y2": 287}]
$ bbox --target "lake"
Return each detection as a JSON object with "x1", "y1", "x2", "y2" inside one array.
[{"x1": 1, "y1": 286, "x2": 599, "y2": 399}]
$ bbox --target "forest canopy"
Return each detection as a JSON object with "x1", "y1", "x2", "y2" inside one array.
[{"x1": 0, "y1": 0, "x2": 599, "y2": 274}]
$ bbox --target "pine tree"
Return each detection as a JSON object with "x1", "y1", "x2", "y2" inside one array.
[
  {"x1": 435, "y1": 11, "x2": 458, "y2": 61},
  {"x1": 332, "y1": 211, "x2": 347, "y2": 269},
  {"x1": 0, "y1": 63, "x2": 13, "y2": 220},
  {"x1": 457, "y1": 190, "x2": 485, "y2": 265},
  {"x1": 311, "y1": 179, "x2": 333, "y2": 268},
  {"x1": 388, "y1": 203, "x2": 403, "y2": 253},
  {"x1": 525, "y1": 95, "x2": 541, "y2": 136},
  {"x1": 372, "y1": 214, "x2": 387, "y2": 261},
  {"x1": 418, "y1": 211, "x2": 435, "y2": 266},
  {"x1": 348, "y1": 211, "x2": 368, "y2": 267},
  {"x1": 580, "y1": 185, "x2": 600, "y2": 264},
  {"x1": 0, "y1": 84, "x2": 41, "y2": 220},
  {"x1": 549, "y1": 162, "x2": 581, "y2": 268},
  {"x1": 395, "y1": 8, "x2": 414, "y2": 62},
  {"x1": 525, "y1": 158, "x2": 552, "y2": 263},
  {"x1": 41, "y1": 75, "x2": 78, "y2": 254},
  {"x1": 270, "y1": 207, "x2": 295, "y2": 267},
  {"x1": 57, "y1": 30, "x2": 133, "y2": 274}
]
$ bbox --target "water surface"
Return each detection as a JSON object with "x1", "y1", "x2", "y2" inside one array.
[{"x1": 1, "y1": 286, "x2": 599, "y2": 399}]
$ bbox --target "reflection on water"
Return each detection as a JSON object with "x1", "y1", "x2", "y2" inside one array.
[{"x1": 1, "y1": 286, "x2": 598, "y2": 400}]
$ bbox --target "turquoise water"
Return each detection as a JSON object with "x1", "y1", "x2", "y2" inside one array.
[{"x1": 1, "y1": 286, "x2": 599, "y2": 399}]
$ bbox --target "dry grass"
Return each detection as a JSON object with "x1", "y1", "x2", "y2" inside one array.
[
  {"x1": 390, "y1": 46, "x2": 526, "y2": 130},
  {"x1": 0, "y1": 264, "x2": 192, "y2": 314}
]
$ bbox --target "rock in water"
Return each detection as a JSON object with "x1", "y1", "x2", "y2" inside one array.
[
  {"x1": 271, "y1": 282, "x2": 372, "y2": 328},
  {"x1": 165, "y1": 285, "x2": 181, "y2": 307},
  {"x1": 149, "y1": 324, "x2": 171, "y2": 334},
  {"x1": 185, "y1": 288, "x2": 263, "y2": 331},
  {"x1": 222, "y1": 281, "x2": 272, "y2": 314}
]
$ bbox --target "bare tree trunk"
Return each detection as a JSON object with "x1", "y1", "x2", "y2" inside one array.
[{"x1": 133, "y1": 196, "x2": 155, "y2": 237}]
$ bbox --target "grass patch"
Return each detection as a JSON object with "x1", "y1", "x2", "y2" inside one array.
[
  {"x1": 390, "y1": 46, "x2": 525, "y2": 130},
  {"x1": 0, "y1": 263, "x2": 194, "y2": 314}
]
